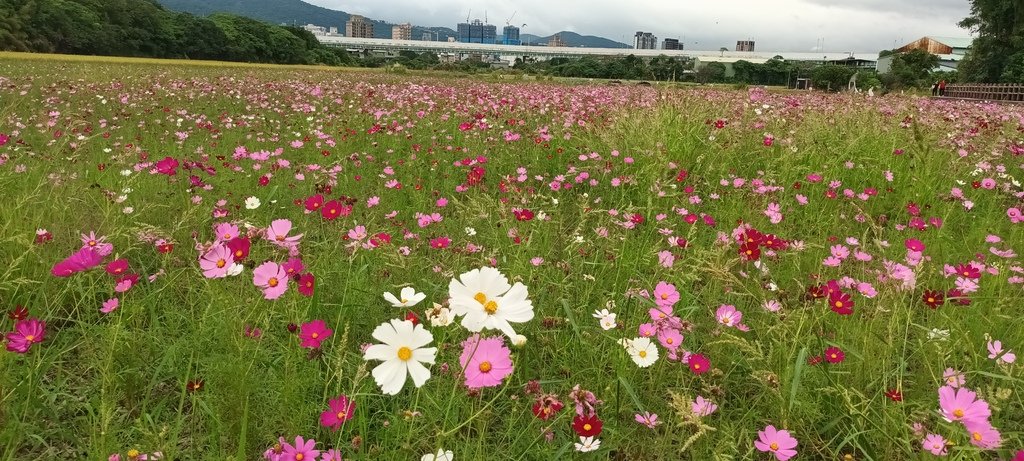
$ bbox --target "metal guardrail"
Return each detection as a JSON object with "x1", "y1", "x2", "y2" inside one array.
[{"x1": 943, "y1": 84, "x2": 1024, "y2": 102}]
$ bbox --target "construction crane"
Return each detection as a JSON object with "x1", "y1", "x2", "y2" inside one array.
[
  {"x1": 466, "y1": 10, "x2": 471, "y2": 23},
  {"x1": 506, "y1": 11, "x2": 517, "y2": 27}
]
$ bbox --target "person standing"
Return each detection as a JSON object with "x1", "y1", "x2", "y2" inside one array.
[
  {"x1": 939, "y1": 80, "x2": 947, "y2": 96},
  {"x1": 931, "y1": 81, "x2": 939, "y2": 96}
]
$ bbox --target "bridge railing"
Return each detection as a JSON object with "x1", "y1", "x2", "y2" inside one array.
[{"x1": 944, "y1": 83, "x2": 1024, "y2": 102}]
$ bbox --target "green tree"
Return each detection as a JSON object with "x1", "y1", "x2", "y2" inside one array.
[
  {"x1": 885, "y1": 49, "x2": 940, "y2": 89},
  {"x1": 811, "y1": 65, "x2": 855, "y2": 92},
  {"x1": 958, "y1": 0, "x2": 1024, "y2": 82}
]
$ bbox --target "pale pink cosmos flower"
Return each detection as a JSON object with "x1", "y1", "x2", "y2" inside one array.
[
  {"x1": 692, "y1": 396, "x2": 718, "y2": 416},
  {"x1": 763, "y1": 300, "x2": 782, "y2": 312},
  {"x1": 964, "y1": 420, "x2": 1002, "y2": 449},
  {"x1": 715, "y1": 305, "x2": 742, "y2": 327},
  {"x1": 634, "y1": 411, "x2": 660, "y2": 428},
  {"x1": 938, "y1": 385, "x2": 990, "y2": 423},
  {"x1": 199, "y1": 244, "x2": 234, "y2": 279},
  {"x1": 101, "y1": 298, "x2": 119, "y2": 314},
  {"x1": 253, "y1": 262, "x2": 288, "y2": 300},
  {"x1": 987, "y1": 340, "x2": 1016, "y2": 364},
  {"x1": 922, "y1": 434, "x2": 948, "y2": 456},
  {"x1": 214, "y1": 222, "x2": 239, "y2": 242},
  {"x1": 266, "y1": 219, "x2": 302, "y2": 248},
  {"x1": 942, "y1": 368, "x2": 965, "y2": 388},
  {"x1": 754, "y1": 425, "x2": 798, "y2": 461}
]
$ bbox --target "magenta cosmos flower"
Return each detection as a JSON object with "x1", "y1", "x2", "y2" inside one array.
[
  {"x1": 281, "y1": 435, "x2": 319, "y2": 461},
  {"x1": 253, "y1": 262, "x2": 288, "y2": 299},
  {"x1": 299, "y1": 319, "x2": 332, "y2": 349},
  {"x1": 688, "y1": 353, "x2": 711, "y2": 375},
  {"x1": 938, "y1": 385, "x2": 990, "y2": 423},
  {"x1": 652, "y1": 281, "x2": 679, "y2": 307},
  {"x1": 199, "y1": 244, "x2": 234, "y2": 279},
  {"x1": 6, "y1": 318, "x2": 46, "y2": 353},
  {"x1": 319, "y1": 394, "x2": 355, "y2": 431},
  {"x1": 51, "y1": 247, "x2": 103, "y2": 277},
  {"x1": 266, "y1": 219, "x2": 302, "y2": 248},
  {"x1": 459, "y1": 334, "x2": 514, "y2": 389},
  {"x1": 754, "y1": 425, "x2": 798, "y2": 461}
]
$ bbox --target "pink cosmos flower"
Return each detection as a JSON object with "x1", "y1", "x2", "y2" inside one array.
[
  {"x1": 51, "y1": 247, "x2": 104, "y2": 277},
  {"x1": 754, "y1": 425, "x2": 798, "y2": 461},
  {"x1": 199, "y1": 244, "x2": 234, "y2": 279},
  {"x1": 101, "y1": 298, "x2": 119, "y2": 314},
  {"x1": 253, "y1": 262, "x2": 288, "y2": 299},
  {"x1": 922, "y1": 434, "x2": 948, "y2": 456},
  {"x1": 299, "y1": 319, "x2": 332, "y2": 349},
  {"x1": 322, "y1": 449, "x2": 342, "y2": 461},
  {"x1": 692, "y1": 396, "x2": 718, "y2": 416},
  {"x1": 942, "y1": 368, "x2": 965, "y2": 388},
  {"x1": 648, "y1": 305, "x2": 673, "y2": 322},
  {"x1": 715, "y1": 305, "x2": 742, "y2": 327},
  {"x1": 214, "y1": 222, "x2": 240, "y2": 242},
  {"x1": 657, "y1": 250, "x2": 675, "y2": 268},
  {"x1": 296, "y1": 273, "x2": 315, "y2": 297},
  {"x1": 319, "y1": 394, "x2": 355, "y2": 431},
  {"x1": 905, "y1": 238, "x2": 925, "y2": 252},
  {"x1": 459, "y1": 334, "x2": 514, "y2": 389},
  {"x1": 6, "y1": 318, "x2": 45, "y2": 353},
  {"x1": 266, "y1": 219, "x2": 303, "y2": 248},
  {"x1": 964, "y1": 419, "x2": 1001, "y2": 449},
  {"x1": 688, "y1": 353, "x2": 711, "y2": 375},
  {"x1": 105, "y1": 259, "x2": 129, "y2": 276},
  {"x1": 987, "y1": 340, "x2": 1016, "y2": 364},
  {"x1": 656, "y1": 328, "x2": 683, "y2": 350},
  {"x1": 282, "y1": 257, "x2": 305, "y2": 277},
  {"x1": 652, "y1": 282, "x2": 679, "y2": 307},
  {"x1": 938, "y1": 385, "x2": 990, "y2": 423},
  {"x1": 155, "y1": 156, "x2": 179, "y2": 175},
  {"x1": 634, "y1": 411, "x2": 660, "y2": 428},
  {"x1": 281, "y1": 436, "x2": 319, "y2": 461}
]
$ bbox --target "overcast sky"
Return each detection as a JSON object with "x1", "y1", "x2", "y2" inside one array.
[{"x1": 307, "y1": 0, "x2": 972, "y2": 52}]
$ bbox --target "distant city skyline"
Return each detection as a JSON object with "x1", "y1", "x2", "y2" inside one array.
[{"x1": 307, "y1": 0, "x2": 972, "y2": 52}]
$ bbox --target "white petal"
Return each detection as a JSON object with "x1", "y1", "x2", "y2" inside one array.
[
  {"x1": 407, "y1": 359, "x2": 432, "y2": 388},
  {"x1": 383, "y1": 292, "x2": 402, "y2": 306},
  {"x1": 364, "y1": 344, "x2": 395, "y2": 362},
  {"x1": 371, "y1": 320, "x2": 400, "y2": 344},
  {"x1": 413, "y1": 347, "x2": 437, "y2": 365},
  {"x1": 373, "y1": 359, "x2": 408, "y2": 395}
]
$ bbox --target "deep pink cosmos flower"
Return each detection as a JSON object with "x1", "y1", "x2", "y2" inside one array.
[
  {"x1": 6, "y1": 317, "x2": 45, "y2": 353},
  {"x1": 459, "y1": 334, "x2": 514, "y2": 389},
  {"x1": 299, "y1": 319, "x2": 332, "y2": 349},
  {"x1": 688, "y1": 353, "x2": 711, "y2": 375},
  {"x1": 922, "y1": 434, "x2": 948, "y2": 456},
  {"x1": 226, "y1": 237, "x2": 250, "y2": 262},
  {"x1": 155, "y1": 156, "x2": 179, "y2": 176},
  {"x1": 652, "y1": 281, "x2": 679, "y2": 307},
  {"x1": 199, "y1": 244, "x2": 234, "y2": 279},
  {"x1": 266, "y1": 219, "x2": 302, "y2": 248},
  {"x1": 105, "y1": 259, "x2": 129, "y2": 276},
  {"x1": 305, "y1": 194, "x2": 324, "y2": 212},
  {"x1": 296, "y1": 273, "x2": 315, "y2": 297},
  {"x1": 824, "y1": 346, "x2": 845, "y2": 364},
  {"x1": 281, "y1": 436, "x2": 319, "y2": 461},
  {"x1": 754, "y1": 425, "x2": 798, "y2": 461},
  {"x1": 282, "y1": 257, "x2": 305, "y2": 277},
  {"x1": 319, "y1": 394, "x2": 355, "y2": 431},
  {"x1": 430, "y1": 236, "x2": 451, "y2": 249},
  {"x1": 938, "y1": 385, "x2": 990, "y2": 423},
  {"x1": 253, "y1": 262, "x2": 288, "y2": 299},
  {"x1": 51, "y1": 247, "x2": 104, "y2": 277},
  {"x1": 904, "y1": 238, "x2": 925, "y2": 252}
]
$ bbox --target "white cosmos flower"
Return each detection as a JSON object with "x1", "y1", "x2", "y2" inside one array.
[
  {"x1": 448, "y1": 267, "x2": 534, "y2": 339},
  {"x1": 244, "y1": 196, "x2": 261, "y2": 209},
  {"x1": 574, "y1": 436, "x2": 601, "y2": 453},
  {"x1": 592, "y1": 309, "x2": 617, "y2": 330},
  {"x1": 425, "y1": 303, "x2": 454, "y2": 327},
  {"x1": 628, "y1": 337, "x2": 658, "y2": 368},
  {"x1": 383, "y1": 286, "x2": 427, "y2": 308},
  {"x1": 363, "y1": 319, "x2": 437, "y2": 395},
  {"x1": 226, "y1": 263, "x2": 244, "y2": 277},
  {"x1": 421, "y1": 449, "x2": 454, "y2": 461}
]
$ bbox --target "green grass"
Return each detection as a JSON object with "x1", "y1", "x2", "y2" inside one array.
[{"x1": 0, "y1": 55, "x2": 1022, "y2": 460}]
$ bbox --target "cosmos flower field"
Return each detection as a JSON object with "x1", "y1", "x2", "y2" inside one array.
[{"x1": 1, "y1": 55, "x2": 1023, "y2": 460}]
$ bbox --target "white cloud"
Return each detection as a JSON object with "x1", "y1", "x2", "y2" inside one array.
[{"x1": 307, "y1": 0, "x2": 971, "y2": 52}]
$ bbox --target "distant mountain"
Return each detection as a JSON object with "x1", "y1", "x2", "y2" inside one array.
[
  {"x1": 521, "y1": 32, "x2": 630, "y2": 49},
  {"x1": 157, "y1": 0, "x2": 457, "y2": 40}
]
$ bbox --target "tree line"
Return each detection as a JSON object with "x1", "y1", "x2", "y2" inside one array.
[{"x1": 0, "y1": 0, "x2": 352, "y2": 66}]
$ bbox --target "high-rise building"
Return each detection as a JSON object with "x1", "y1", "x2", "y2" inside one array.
[
  {"x1": 328, "y1": 27, "x2": 338, "y2": 35},
  {"x1": 457, "y1": 19, "x2": 497, "y2": 44},
  {"x1": 501, "y1": 25, "x2": 521, "y2": 45},
  {"x1": 736, "y1": 40, "x2": 755, "y2": 51},
  {"x1": 346, "y1": 15, "x2": 374, "y2": 38},
  {"x1": 392, "y1": 23, "x2": 412, "y2": 40},
  {"x1": 548, "y1": 34, "x2": 567, "y2": 47},
  {"x1": 663, "y1": 38, "x2": 681, "y2": 50},
  {"x1": 634, "y1": 32, "x2": 657, "y2": 50}
]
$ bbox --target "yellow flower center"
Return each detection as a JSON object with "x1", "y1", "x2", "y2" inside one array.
[
  {"x1": 25, "y1": 335, "x2": 35, "y2": 342},
  {"x1": 224, "y1": 233, "x2": 232, "y2": 239},
  {"x1": 583, "y1": 423, "x2": 592, "y2": 431},
  {"x1": 638, "y1": 350, "x2": 647, "y2": 358},
  {"x1": 479, "y1": 361, "x2": 492, "y2": 372},
  {"x1": 928, "y1": 297, "x2": 935, "y2": 303},
  {"x1": 666, "y1": 338, "x2": 674, "y2": 344},
  {"x1": 235, "y1": 250, "x2": 243, "y2": 258},
  {"x1": 296, "y1": 454, "x2": 304, "y2": 461},
  {"x1": 311, "y1": 332, "x2": 319, "y2": 339},
  {"x1": 267, "y1": 277, "x2": 278, "y2": 287},
  {"x1": 834, "y1": 301, "x2": 844, "y2": 308},
  {"x1": 693, "y1": 363, "x2": 701, "y2": 370},
  {"x1": 474, "y1": 292, "x2": 487, "y2": 304},
  {"x1": 397, "y1": 346, "x2": 412, "y2": 361},
  {"x1": 275, "y1": 235, "x2": 285, "y2": 241},
  {"x1": 770, "y1": 442, "x2": 779, "y2": 451},
  {"x1": 401, "y1": 298, "x2": 408, "y2": 304},
  {"x1": 216, "y1": 259, "x2": 226, "y2": 268},
  {"x1": 660, "y1": 293, "x2": 669, "y2": 300},
  {"x1": 831, "y1": 353, "x2": 838, "y2": 359},
  {"x1": 484, "y1": 300, "x2": 498, "y2": 314},
  {"x1": 953, "y1": 409, "x2": 964, "y2": 418},
  {"x1": 973, "y1": 432, "x2": 982, "y2": 441},
  {"x1": 127, "y1": 449, "x2": 140, "y2": 458},
  {"x1": 88, "y1": 240, "x2": 97, "y2": 246},
  {"x1": 336, "y1": 411, "x2": 346, "y2": 419}
]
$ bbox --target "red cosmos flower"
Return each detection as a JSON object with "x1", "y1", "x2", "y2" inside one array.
[
  {"x1": 105, "y1": 259, "x2": 129, "y2": 276},
  {"x1": 405, "y1": 311, "x2": 420, "y2": 325},
  {"x1": 824, "y1": 346, "x2": 845, "y2": 364},
  {"x1": 954, "y1": 263, "x2": 981, "y2": 279},
  {"x1": 713, "y1": 119, "x2": 727, "y2": 129},
  {"x1": 922, "y1": 290, "x2": 944, "y2": 309},
  {"x1": 34, "y1": 229, "x2": 53, "y2": 245},
  {"x1": 513, "y1": 209, "x2": 534, "y2": 221},
  {"x1": 829, "y1": 291, "x2": 854, "y2": 315},
  {"x1": 257, "y1": 175, "x2": 270, "y2": 186},
  {"x1": 572, "y1": 414, "x2": 603, "y2": 437},
  {"x1": 296, "y1": 273, "x2": 315, "y2": 297},
  {"x1": 946, "y1": 289, "x2": 971, "y2": 306},
  {"x1": 807, "y1": 285, "x2": 828, "y2": 300},
  {"x1": 186, "y1": 379, "x2": 204, "y2": 393},
  {"x1": 531, "y1": 394, "x2": 564, "y2": 420},
  {"x1": 227, "y1": 237, "x2": 250, "y2": 262},
  {"x1": 430, "y1": 237, "x2": 451, "y2": 249},
  {"x1": 739, "y1": 242, "x2": 761, "y2": 261},
  {"x1": 8, "y1": 305, "x2": 28, "y2": 321},
  {"x1": 688, "y1": 353, "x2": 711, "y2": 375},
  {"x1": 321, "y1": 200, "x2": 343, "y2": 221},
  {"x1": 305, "y1": 194, "x2": 324, "y2": 212},
  {"x1": 885, "y1": 388, "x2": 903, "y2": 402},
  {"x1": 156, "y1": 242, "x2": 174, "y2": 254},
  {"x1": 630, "y1": 213, "x2": 645, "y2": 225},
  {"x1": 743, "y1": 229, "x2": 764, "y2": 246},
  {"x1": 807, "y1": 355, "x2": 823, "y2": 366},
  {"x1": 761, "y1": 234, "x2": 787, "y2": 250}
]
